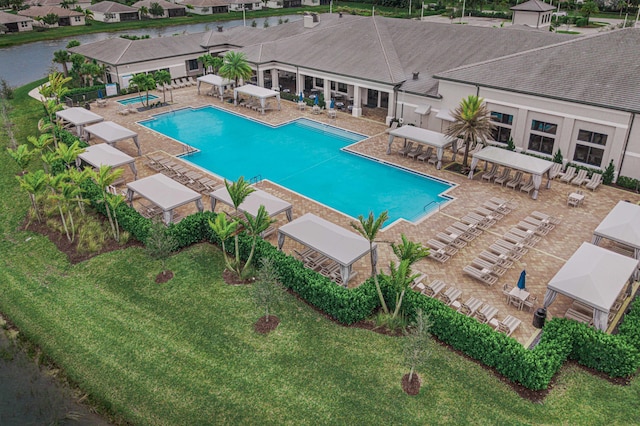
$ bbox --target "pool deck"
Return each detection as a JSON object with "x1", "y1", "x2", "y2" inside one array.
[{"x1": 92, "y1": 86, "x2": 640, "y2": 345}]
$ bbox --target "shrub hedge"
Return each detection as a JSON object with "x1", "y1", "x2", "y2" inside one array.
[{"x1": 80, "y1": 178, "x2": 640, "y2": 389}]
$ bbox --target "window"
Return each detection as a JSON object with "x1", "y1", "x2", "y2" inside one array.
[
  {"x1": 315, "y1": 78, "x2": 323, "y2": 88},
  {"x1": 337, "y1": 82, "x2": 347, "y2": 92},
  {"x1": 490, "y1": 111, "x2": 513, "y2": 144},
  {"x1": 574, "y1": 129, "x2": 608, "y2": 167},
  {"x1": 187, "y1": 59, "x2": 199, "y2": 71},
  {"x1": 528, "y1": 119, "x2": 557, "y2": 155}
]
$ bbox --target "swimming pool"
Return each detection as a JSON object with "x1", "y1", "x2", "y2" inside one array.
[
  {"x1": 118, "y1": 94, "x2": 158, "y2": 106},
  {"x1": 139, "y1": 106, "x2": 454, "y2": 224}
]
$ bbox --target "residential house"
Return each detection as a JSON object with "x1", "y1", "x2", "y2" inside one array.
[
  {"x1": 18, "y1": 6, "x2": 85, "y2": 27},
  {"x1": 87, "y1": 1, "x2": 139, "y2": 22},
  {"x1": 0, "y1": 11, "x2": 34, "y2": 32},
  {"x1": 132, "y1": 0, "x2": 187, "y2": 18}
]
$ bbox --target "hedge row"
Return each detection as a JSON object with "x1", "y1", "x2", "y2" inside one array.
[{"x1": 80, "y1": 178, "x2": 640, "y2": 389}]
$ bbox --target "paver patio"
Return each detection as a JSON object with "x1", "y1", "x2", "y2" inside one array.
[{"x1": 91, "y1": 86, "x2": 640, "y2": 344}]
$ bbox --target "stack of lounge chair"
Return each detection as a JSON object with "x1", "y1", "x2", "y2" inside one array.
[{"x1": 494, "y1": 315, "x2": 522, "y2": 336}]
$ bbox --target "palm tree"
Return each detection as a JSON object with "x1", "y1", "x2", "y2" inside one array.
[
  {"x1": 149, "y1": 2, "x2": 164, "y2": 17},
  {"x1": 445, "y1": 95, "x2": 495, "y2": 170},
  {"x1": 54, "y1": 140, "x2": 85, "y2": 169},
  {"x1": 53, "y1": 50, "x2": 70, "y2": 77},
  {"x1": 240, "y1": 205, "x2": 275, "y2": 277},
  {"x1": 225, "y1": 176, "x2": 255, "y2": 276},
  {"x1": 130, "y1": 73, "x2": 156, "y2": 107},
  {"x1": 16, "y1": 169, "x2": 47, "y2": 223},
  {"x1": 581, "y1": 1, "x2": 599, "y2": 25},
  {"x1": 198, "y1": 54, "x2": 214, "y2": 73},
  {"x1": 91, "y1": 165, "x2": 124, "y2": 241},
  {"x1": 208, "y1": 213, "x2": 238, "y2": 273},
  {"x1": 7, "y1": 144, "x2": 33, "y2": 175},
  {"x1": 154, "y1": 70, "x2": 171, "y2": 104},
  {"x1": 351, "y1": 211, "x2": 389, "y2": 315},
  {"x1": 138, "y1": 5, "x2": 149, "y2": 18},
  {"x1": 219, "y1": 51, "x2": 253, "y2": 87},
  {"x1": 389, "y1": 234, "x2": 429, "y2": 319}
]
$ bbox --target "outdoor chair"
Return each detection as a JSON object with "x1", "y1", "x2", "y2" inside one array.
[
  {"x1": 384, "y1": 121, "x2": 399, "y2": 134},
  {"x1": 548, "y1": 162, "x2": 563, "y2": 180},
  {"x1": 424, "y1": 279, "x2": 446, "y2": 297},
  {"x1": 474, "y1": 206, "x2": 503, "y2": 221},
  {"x1": 439, "y1": 286, "x2": 462, "y2": 306},
  {"x1": 427, "y1": 249, "x2": 450, "y2": 263},
  {"x1": 519, "y1": 177, "x2": 535, "y2": 194},
  {"x1": 495, "y1": 315, "x2": 521, "y2": 336},
  {"x1": 427, "y1": 153, "x2": 439, "y2": 166},
  {"x1": 445, "y1": 226, "x2": 476, "y2": 243},
  {"x1": 417, "y1": 146, "x2": 434, "y2": 162},
  {"x1": 457, "y1": 297, "x2": 483, "y2": 317},
  {"x1": 522, "y1": 295, "x2": 538, "y2": 312},
  {"x1": 451, "y1": 221, "x2": 483, "y2": 237},
  {"x1": 471, "y1": 257, "x2": 507, "y2": 276},
  {"x1": 531, "y1": 211, "x2": 561, "y2": 225},
  {"x1": 435, "y1": 232, "x2": 467, "y2": 249},
  {"x1": 425, "y1": 239, "x2": 458, "y2": 256},
  {"x1": 407, "y1": 144, "x2": 424, "y2": 160},
  {"x1": 502, "y1": 283, "x2": 513, "y2": 303},
  {"x1": 488, "y1": 244, "x2": 523, "y2": 262},
  {"x1": 494, "y1": 239, "x2": 528, "y2": 255},
  {"x1": 475, "y1": 304, "x2": 498, "y2": 324},
  {"x1": 493, "y1": 167, "x2": 511, "y2": 186},
  {"x1": 397, "y1": 141, "x2": 414, "y2": 156},
  {"x1": 461, "y1": 213, "x2": 494, "y2": 229},
  {"x1": 571, "y1": 169, "x2": 589, "y2": 186},
  {"x1": 478, "y1": 250, "x2": 513, "y2": 268},
  {"x1": 505, "y1": 171, "x2": 523, "y2": 189},
  {"x1": 586, "y1": 173, "x2": 602, "y2": 191},
  {"x1": 559, "y1": 166, "x2": 577, "y2": 183},
  {"x1": 483, "y1": 200, "x2": 511, "y2": 215},
  {"x1": 463, "y1": 265, "x2": 498, "y2": 286},
  {"x1": 481, "y1": 163, "x2": 499, "y2": 181}
]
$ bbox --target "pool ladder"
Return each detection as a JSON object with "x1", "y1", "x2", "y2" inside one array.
[
  {"x1": 249, "y1": 174, "x2": 263, "y2": 185},
  {"x1": 182, "y1": 144, "x2": 197, "y2": 156},
  {"x1": 423, "y1": 200, "x2": 443, "y2": 213}
]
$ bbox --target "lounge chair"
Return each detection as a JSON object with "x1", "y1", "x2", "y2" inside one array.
[
  {"x1": 461, "y1": 213, "x2": 494, "y2": 229},
  {"x1": 187, "y1": 76, "x2": 197, "y2": 85},
  {"x1": 407, "y1": 144, "x2": 424, "y2": 160},
  {"x1": 508, "y1": 228, "x2": 540, "y2": 246},
  {"x1": 481, "y1": 163, "x2": 499, "y2": 181},
  {"x1": 559, "y1": 166, "x2": 577, "y2": 183},
  {"x1": 397, "y1": 141, "x2": 414, "y2": 156},
  {"x1": 483, "y1": 200, "x2": 511, "y2": 215},
  {"x1": 490, "y1": 197, "x2": 518, "y2": 210},
  {"x1": 478, "y1": 250, "x2": 513, "y2": 268},
  {"x1": 548, "y1": 162, "x2": 563, "y2": 180},
  {"x1": 463, "y1": 265, "x2": 498, "y2": 286},
  {"x1": 493, "y1": 167, "x2": 511, "y2": 186},
  {"x1": 522, "y1": 216, "x2": 555, "y2": 231},
  {"x1": 384, "y1": 121, "x2": 399, "y2": 134},
  {"x1": 425, "y1": 239, "x2": 458, "y2": 256},
  {"x1": 412, "y1": 281, "x2": 428, "y2": 294},
  {"x1": 424, "y1": 279, "x2": 446, "y2": 297},
  {"x1": 435, "y1": 232, "x2": 467, "y2": 249},
  {"x1": 471, "y1": 257, "x2": 507, "y2": 276},
  {"x1": 427, "y1": 153, "x2": 440, "y2": 166},
  {"x1": 457, "y1": 297, "x2": 483, "y2": 317},
  {"x1": 474, "y1": 207, "x2": 503, "y2": 221},
  {"x1": 417, "y1": 146, "x2": 434, "y2": 162},
  {"x1": 571, "y1": 169, "x2": 589, "y2": 186},
  {"x1": 445, "y1": 226, "x2": 476, "y2": 243},
  {"x1": 427, "y1": 249, "x2": 450, "y2": 263},
  {"x1": 495, "y1": 315, "x2": 521, "y2": 336},
  {"x1": 494, "y1": 238, "x2": 529, "y2": 255},
  {"x1": 505, "y1": 171, "x2": 523, "y2": 189},
  {"x1": 439, "y1": 286, "x2": 462, "y2": 306},
  {"x1": 488, "y1": 243, "x2": 523, "y2": 261},
  {"x1": 530, "y1": 211, "x2": 561, "y2": 225},
  {"x1": 585, "y1": 173, "x2": 602, "y2": 191},
  {"x1": 516, "y1": 220, "x2": 549, "y2": 236},
  {"x1": 475, "y1": 304, "x2": 498, "y2": 324},
  {"x1": 519, "y1": 177, "x2": 535, "y2": 194},
  {"x1": 451, "y1": 221, "x2": 482, "y2": 237}
]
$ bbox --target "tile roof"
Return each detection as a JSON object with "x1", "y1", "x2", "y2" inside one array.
[
  {"x1": 0, "y1": 10, "x2": 33, "y2": 23},
  {"x1": 179, "y1": 0, "x2": 231, "y2": 7},
  {"x1": 511, "y1": 0, "x2": 555, "y2": 12},
  {"x1": 19, "y1": 5, "x2": 84, "y2": 17},
  {"x1": 435, "y1": 28, "x2": 640, "y2": 113},
  {"x1": 131, "y1": 0, "x2": 186, "y2": 9},
  {"x1": 69, "y1": 33, "x2": 207, "y2": 65},
  {"x1": 88, "y1": 1, "x2": 138, "y2": 13}
]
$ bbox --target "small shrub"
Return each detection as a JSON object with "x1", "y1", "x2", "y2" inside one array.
[
  {"x1": 506, "y1": 137, "x2": 515, "y2": 151},
  {"x1": 602, "y1": 159, "x2": 615, "y2": 184},
  {"x1": 553, "y1": 149, "x2": 563, "y2": 164}
]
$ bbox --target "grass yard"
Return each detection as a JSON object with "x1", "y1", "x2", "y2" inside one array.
[{"x1": 1, "y1": 82, "x2": 639, "y2": 424}]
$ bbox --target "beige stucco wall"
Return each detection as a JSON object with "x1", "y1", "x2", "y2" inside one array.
[{"x1": 512, "y1": 10, "x2": 552, "y2": 28}]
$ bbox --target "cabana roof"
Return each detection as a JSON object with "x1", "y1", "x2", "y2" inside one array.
[
  {"x1": 56, "y1": 107, "x2": 104, "y2": 127},
  {"x1": 127, "y1": 174, "x2": 202, "y2": 211},
  {"x1": 77, "y1": 143, "x2": 138, "y2": 179},
  {"x1": 593, "y1": 201, "x2": 640, "y2": 250},
  {"x1": 234, "y1": 84, "x2": 280, "y2": 100},
  {"x1": 197, "y1": 74, "x2": 233, "y2": 86},
  {"x1": 210, "y1": 186, "x2": 292, "y2": 221},
  {"x1": 388, "y1": 126, "x2": 456, "y2": 149},
  {"x1": 548, "y1": 243, "x2": 639, "y2": 312},
  {"x1": 472, "y1": 146, "x2": 553, "y2": 175},
  {"x1": 83, "y1": 121, "x2": 141, "y2": 156}
]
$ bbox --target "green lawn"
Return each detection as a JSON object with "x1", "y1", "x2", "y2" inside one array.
[{"x1": 1, "y1": 82, "x2": 640, "y2": 424}]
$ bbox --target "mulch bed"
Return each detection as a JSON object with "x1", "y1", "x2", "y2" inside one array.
[
  {"x1": 254, "y1": 315, "x2": 280, "y2": 334},
  {"x1": 155, "y1": 271, "x2": 174, "y2": 284},
  {"x1": 401, "y1": 373, "x2": 421, "y2": 395},
  {"x1": 222, "y1": 269, "x2": 256, "y2": 285},
  {"x1": 22, "y1": 217, "x2": 142, "y2": 265}
]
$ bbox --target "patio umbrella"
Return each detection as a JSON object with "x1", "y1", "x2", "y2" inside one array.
[
  {"x1": 314, "y1": 95, "x2": 319, "y2": 106},
  {"x1": 330, "y1": 99, "x2": 335, "y2": 109},
  {"x1": 98, "y1": 89, "x2": 103, "y2": 99},
  {"x1": 517, "y1": 270, "x2": 526, "y2": 290},
  {"x1": 299, "y1": 92, "x2": 304, "y2": 102}
]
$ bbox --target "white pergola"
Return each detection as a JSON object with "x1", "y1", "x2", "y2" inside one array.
[
  {"x1": 196, "y1": 74, "x2": 235, "y2": 100},
  {"x1": 55, "y1": 107, "x2": 104, "y2": 136},
  {"x1": 83, "y1": 121, "x2": 141, "y2": 156},
  {"x1": 126, "y1": 173, "x2": 203, "y2": 225},
  {"x1": 233, "y1": 84, "x2": 281, "y2": 115},
  {"x1": 468, "y1": 146, "x2": 554, "y2": 199},
  {"x1": 543, "y1": 243, "x2": 639, "y2": 331},
  {"x1": 76, "y1": 143, "x2": 138, "y2": 180},
  {"x1": 386, "y1": 126, "x2": 458, "y2": 169},
  {"x1": 277, "y1": 213, "x2": 375, "y2": 287},
  {"x1": 210, "y1": 186, "x2": 293, "y2": 222},
  {"x1": 592, "y1": 200, "x2": 640, "y2": 279}
]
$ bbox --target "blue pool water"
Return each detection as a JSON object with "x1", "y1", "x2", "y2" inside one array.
[
  {"x1": 118, "y1": 94, "x2": 158, "y2": 105},
  {"x1": 139, "y1": 106, "x2": 454, "y2": 224}
]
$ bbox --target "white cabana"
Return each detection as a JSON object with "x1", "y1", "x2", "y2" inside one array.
[
  {"x1": 592, "y1": 201, "x2": 640, "y2": 279},
  {"x1": 277, "y1": 213, "x2": 375, "y2": 287},
  {"x1": 233, "y1": 84, "x2": 281, "y2": 115},
  {"x1": 468, "y1": 146, "x2": 554, "y2": 199},
  {"x1": 196, "y1": 74, "x2": 234, "y2": 100},
  {"x1": 126, "y1": 173, "x2": 203, "y2": 225},
  {"x1": 210, "y1": 186, "x2": 293, "y2": 222},
  {"x1": 83, "y1": 121, "x2": 141, "y2": 156},
  {"x1": 76, "y1": 143, "x2": 138, "y2": 180},
  {"x1": 543, "y1": 243, "x2": 639, "y2": 331},
  {"x1": 386, "y1": 126, "x2": 458, "y2": 169},
  {"x1": 55, "y1": 107, "x2": 104, "y2": 136}
]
